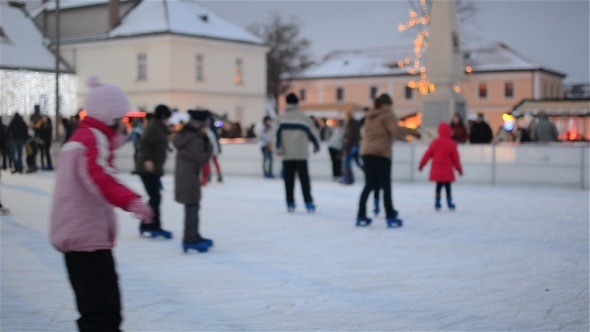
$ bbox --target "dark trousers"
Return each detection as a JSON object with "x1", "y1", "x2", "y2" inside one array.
[
  {"x1": 436, "y1": 182, "x2": 452, "y2": 197},
  {"x1": 140, "y1": 174, "x2": 162, "y2": 229},
  {"x1": 183, "y1": 203, "x2": 201, "y2": 244},
  {"x1": 1, "y1": 142, "x2": 10, "y2": 169},
  {"x1": 261, "y1": 146, "x2": 273, "y2": 176},
  {"x1": 358, "y1": 155, "x2": 395, "y2": 219},
  {"x1": 342, "y1": 144, "x2": 362, "y2": 183},
  {"x1": 65, "y1": 250, "x2": 122, "y2": 332},
  {"x1": 328, "y1": 147, "x2": 342, "y2": 178},
  {"x1": 283, "y1": 160, "x2": 313, "y2": 204},
  {"x1": 40, "y1": 139, "x2": 53, "y2": 168}
]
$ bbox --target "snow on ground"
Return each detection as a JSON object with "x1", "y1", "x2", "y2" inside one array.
[{"x1": 1, "y1": 172, "x2": 588, "y2": 331}]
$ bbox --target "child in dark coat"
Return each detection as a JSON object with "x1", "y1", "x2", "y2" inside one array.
[
  {"x1": 418, "y1": 122, "x2": 463, "y2": 210},
  {"x1": 172, "y1": 110, "x2": 213, "y2": 253}
]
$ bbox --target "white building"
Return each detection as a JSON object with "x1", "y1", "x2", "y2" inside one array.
[
  {"x1": 0, "y1": 1, "x2": 76, "y2": 118},
  {"x1": 31, "y1": 0, "x2": 268, "y2": 131}
]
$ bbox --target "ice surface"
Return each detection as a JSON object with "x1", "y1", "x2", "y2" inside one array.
[{"x1": 1, "y1": 172, "x2": 588, "y2": 331}]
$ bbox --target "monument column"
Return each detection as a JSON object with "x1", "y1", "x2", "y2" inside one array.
[{"x1": 421, "y1": 0, "x2": 466, "y2": 137}]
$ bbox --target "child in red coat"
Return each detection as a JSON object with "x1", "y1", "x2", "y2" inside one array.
[{"x1": 418, "y1": 122, "x2": 463, "y2": 210}]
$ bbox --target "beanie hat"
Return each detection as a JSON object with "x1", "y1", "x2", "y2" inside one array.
[
  {"x1": 84, "y1": 76, "x2": 129, "y2": 125},
  {"x1": 285, "y1": 93, "x2": 299, "y2": 105},
  {"x1": 187, "y1": 109, "x2": 210, "y2": 122},
  {"x1": 154, "y1": 104, "x2": 172, "y2": 120}
]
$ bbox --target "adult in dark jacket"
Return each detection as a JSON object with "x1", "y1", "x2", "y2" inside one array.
[
  {"x1": 7, "y1": 113, "x2": 29, "y2": 173},
  {"x1": 356, "y1": 94, "x2": 421, "y2": 228},
  {"x1": 0, "y1": 117, "x2": 10, "y2": 170},
  {"x1": 135, "y1": 104, "x2": 172, "y2": 238},
  {"x1": 39, "y1": 116, "x2": 54, "y2": 170},
  {"x1": 530, "y1": 111, "x2": 559, "y2": 142},
  {"x1": 469, "y1": 113, "x2": 493, "y2": 144},
  {"x1": 173, "y1": 110, "x2": 213, "y2": 253},
  {"x1": 418, "y1": 123, "x2": 463, "y2": 210}
]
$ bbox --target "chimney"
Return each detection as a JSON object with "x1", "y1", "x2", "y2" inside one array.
[{"x1": 108, "y1": 0, "x2": 120, "y2": 28}]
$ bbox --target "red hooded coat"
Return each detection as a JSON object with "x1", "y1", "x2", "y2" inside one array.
[{"x1": 419, "y1": 123, "x2": 463, "y2": 182}]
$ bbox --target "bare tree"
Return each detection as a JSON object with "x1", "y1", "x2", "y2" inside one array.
[{"x1": 248, "y1": 13, "x2": 313, "y2": 107}]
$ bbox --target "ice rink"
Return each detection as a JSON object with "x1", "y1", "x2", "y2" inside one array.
[{"x1": 1, "y1": 171, "x2": 588, "y2": 331}]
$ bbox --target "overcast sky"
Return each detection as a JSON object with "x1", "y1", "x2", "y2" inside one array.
[{"x1": 202, "y1": 0, "x2": 590, "y2": 84}]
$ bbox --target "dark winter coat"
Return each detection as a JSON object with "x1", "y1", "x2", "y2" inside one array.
[
  {"x1": 419, "y1": 123, "x2": 463, "y2": 182},
  {"x1": 172, "y1": 119, "x2": 212, "y2": 205},
  {"x1": 469, "y1": 122, "x2": 493, "y2": 144},
  {"x1": 39, "y1": 118, "x2": 53, "y2": 142},
  {"x1": 135, "y1": 119, "x2": 170, "y2": 176},
  {"x1": 343, "y1": 118, "x2": 362, "y2": 152},
  {"x1": 8, "y1": 114, "x2": 29, "y2": 141}
]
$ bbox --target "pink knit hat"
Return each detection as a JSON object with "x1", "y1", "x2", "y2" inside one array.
[{"x1": 84, "y1": 76, "x2": 129, "y2": 125}]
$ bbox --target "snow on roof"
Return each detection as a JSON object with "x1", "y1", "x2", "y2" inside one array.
[
  {"x1": 108, "y1": 0, "x2": 264, "y2": 45},
  {"x1": 0, "y1": 3, "x2": 71, "y2": 72},
  {"x1": 296, "y1": 42, "x2": 565, "y2": 79},
  {"x1": 29, "y1": 0, "x2": 132, "y2": 17}
]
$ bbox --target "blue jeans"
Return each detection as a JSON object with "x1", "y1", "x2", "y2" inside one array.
[
  {"x1": 342, "y1": 144, "x2": 362, "y2": 183},
  {"x1": 10, "y1": 139, "x2": 24, "y2": 173},
  {"x1": 261, "y1": 146, "x2": 273, "y2": 176}
]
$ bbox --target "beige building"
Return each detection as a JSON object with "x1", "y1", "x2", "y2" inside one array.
[
  {"x1": 31, "y1": 0, "x2": 268, "y2": 129},
  {"x1": 281, "y1": 42, "x2": 566, "y2": 134}
]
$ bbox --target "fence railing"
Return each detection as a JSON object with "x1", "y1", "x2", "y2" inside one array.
[{"x1": 112, "y1": 141, "x2": 589, "y2": 190}]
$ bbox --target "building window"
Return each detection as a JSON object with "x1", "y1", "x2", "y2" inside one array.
[
  {"x1": 196, "y1": 54, "x2": 204, "y2": 81},
  {"x1": 405, "y1": 86, "x2": 413, "y2": 100},
  {"x1": 370, "y1": 86, "x2": 378, "y2": 99},
  {"x1": 478, "y1": 82, "x2": 488, "y2": 99},
  {"x1": 234, "y1": 58, "x2": 243, "y2": 84},
  {"x1": 300, "y1": 89, "x2": 306, "y2": 102},
  {"x1": 137, "y1": 53, "x2": 147, "y2": 81},
  {"x1": 504, "y1": 82, "x2": 514, "y2": 98},
  {"x1": 336, "y1": 87, "x2": 344, "y2": 102}
]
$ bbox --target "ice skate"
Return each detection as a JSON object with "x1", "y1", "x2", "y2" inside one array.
[
  {"x1": 0, "y1": 207, "x2": 10, "y2": 215},
  {"x1": 287, "y1": 203, "x2": 295, "y2": 213},
  {"x1": 198, "y1": 237, "x2": 214, "y2": 247},
  {"x1": 182, "y1": 241, "x2": 209, "y2": 253},
  {"x1": 356, "y1": 217, "x2": 372, "y2": 227},
  {"x1": 139, "y1": 226, "x2": 173, "y2": 239},
  {"x1": 305, "y1": 202, "x2": 316, "y2": 213},
  {"x1": 386, "y1": 218, "x2": 403, "y2": 228},
  {"x1": 447, "y1": 197, "x2": 456, "y2": 211},
  {"x1": 435, "y1": 197, "x2": 441, "y2": 211},
  {"x1": 373, "y1": 198, "x2": 380, "y2": 216}
]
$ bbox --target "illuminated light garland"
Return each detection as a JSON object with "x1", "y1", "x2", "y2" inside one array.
[
  {"x1": 397, "y1": 0, "x2": 435, "y2": 96},
  {"x1": 0, "y1": 70, "x2": 78, "y2": 117}
]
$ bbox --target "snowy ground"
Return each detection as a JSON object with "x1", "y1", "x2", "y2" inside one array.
[{"x1": 1, "y1": 171, "x2": 588, "y2": 331}]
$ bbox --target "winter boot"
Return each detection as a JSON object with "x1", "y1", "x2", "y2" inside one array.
[
  {"x1": 182, "y1": 241, "x2": 209, "y2": 253},
  {"x1": 373, "y1": 198, "x2": 380, "y2": 216},
  {"x1": 435, "y1": 196, "x2": 441, "y2": 211},
  {"x1": 305, "y1": 202, "x2": 316, "y2": 213},
  {"x1": 447, "y1": 197, "x2": 456, "y2": 211},
  {"x1": 287, "y1": 203, "x2": 296, "y2": 213},
  {"x1": 356, "y1": 217, "x2": 372, "y2": 227}
]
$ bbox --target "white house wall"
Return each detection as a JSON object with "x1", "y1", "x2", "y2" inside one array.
[{"x1": 61, "y1": 34, "x2": 267, "y2": 127}]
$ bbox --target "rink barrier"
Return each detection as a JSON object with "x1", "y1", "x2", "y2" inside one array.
[{"x1": 53, "y1": 140, "x2": 589, "y2": 189}]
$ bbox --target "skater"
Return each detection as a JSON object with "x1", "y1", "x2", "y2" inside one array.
[
  {"x1": 172, "y1": 110, "x2": 213, "y2": 253},
  {"x1": 24, "y1": 137, "x2": 40, "y2": 173},
  {"x1": 135, "y1": 104, "x2": 173, "y2": 239},
  {"x1": 38, "y1": 116, "x2": 54, "y2": 170},
  {"x1": 50, "y1": 76, "x2": 152, "y2": 332},
  {"x1": 356, "y1": 93, "x2": 420, "y2": 227},
  {"x1": 0, "y1": 117, "x2": 10, "y2": 170},
  {"x1": 327, "y1": 119, "x2": 343, "y2": 181},
  {"x1": 418, "y1": 122, "x2": 463, "y2": 211},
  {"x1": 7, "y1": 113, "x2": 29, "y2": 174},
  {"x1": 258, "y1": 115, "x2": 274, "y2": 178},
  {"x1": 274, "y1": 93, "x2": 320, "y2": 213},
  {"x1": 201, "y1": 112, "x2": 223, "y2": 185},
  {"x1": 340, "y1": 111, "x2": 363, "y2": 184}
]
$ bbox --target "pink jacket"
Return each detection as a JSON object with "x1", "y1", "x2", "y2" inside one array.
[{"x1": 50, "y1": 117, "x2": 139, "y2": 253}]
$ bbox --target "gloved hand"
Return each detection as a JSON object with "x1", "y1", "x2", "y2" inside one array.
[
  {"x1": 127, "y1": 198, "x2": 153, "y2": 223},
  {"x1": 313, "y1": 146, "x2": 320, "y2": 154},
  {"x1": 418, "y1": 166, "x2": 423, "y2": 172}
]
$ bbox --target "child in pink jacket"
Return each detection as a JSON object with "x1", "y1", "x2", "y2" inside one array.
[
  {"x1": 50, "y1": 76, "x2": 152, "y2": 331},
  {"x1": 418, "y1": 122, "x2": 463, "y2": 211}
]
